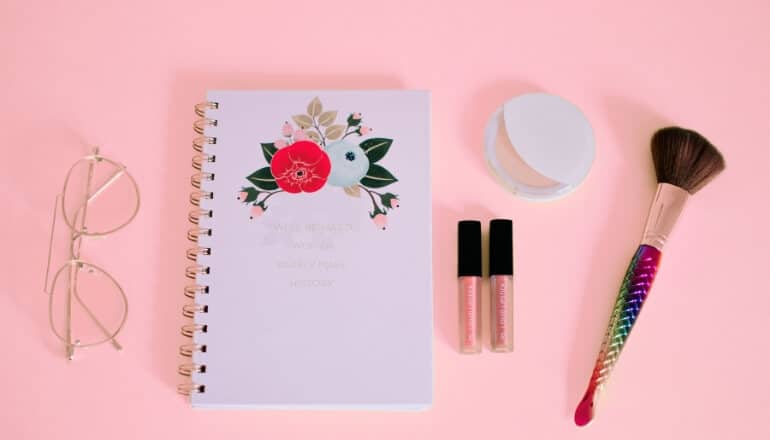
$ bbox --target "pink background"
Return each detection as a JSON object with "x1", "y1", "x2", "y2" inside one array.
[{"x1": 2, "y1": 0, "x2": 768, "y2": 438}]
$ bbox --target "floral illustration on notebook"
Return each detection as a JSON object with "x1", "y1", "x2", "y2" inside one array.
[{"x1": 237, "y1": 97, "x2": 400, "y2": 229}]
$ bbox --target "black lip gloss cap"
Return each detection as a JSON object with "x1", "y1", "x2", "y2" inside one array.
[
  {"x1": 489, "y1": 219, "x2": 513, "y2": 276},
  {"x1": 458, "y1": 220, "x2": 482, "y2": 277}
]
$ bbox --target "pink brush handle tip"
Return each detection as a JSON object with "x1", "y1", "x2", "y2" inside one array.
[{"x1": 574, "y1": 389, "x2": 595, "y2": 426}]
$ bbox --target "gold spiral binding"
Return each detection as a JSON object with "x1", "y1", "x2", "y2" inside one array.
[
  {"x1": 184, "y1": 284, "x2": 208, "y2": 299},
  {"x1": 186, "y1": 264, "x2": 209, "y2": 279},
  {"x1": 178, "y1": 363, "x2": 207, "y2": 376},
  {"x1": 188, "y1": 208, "x2": 212, "y2": 225},
  {"x1": 193, "y1": 118, "x2": 217, "y2": 135},
  {"x1": 182, "y1": 303, "x2": 208, "y2": 318},
  {"x1": 195, "y1": 101, "x2": 218, "y2": 117},
  {"x1": 192, "y1": 153, "x2": 216, "y2": 171},
  {"x1": 187, "y1": 227, "x2": 211, "y2": 242},
  {"x1": 191, "y1": 172, "x2": 214, "y2": 189},
  {"x1": 179, "y1": 101, "x2": 219, "y2": 397},
  {"x1": 190, "y1": 190, "x2": 213, "y2": 207},
  {"x1": 193, "y1": 136, "x2": 216, "y2": 153},
  {"x1": 186, "y1": 246, "x2": 211, "y2": 261},
  {"x1": 180, "y1": 343, "x2": 207, "y2": 357},
  {"x1": 177, "y1": 383, "x2": 205, "y2": 395},
  {"x1": 181, "y1": 324, "x2": 208, "y2": 338}
]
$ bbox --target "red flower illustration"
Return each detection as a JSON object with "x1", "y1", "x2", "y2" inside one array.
[{"x1": 270, "y1": 141, "x2": 331, "y2": 193}]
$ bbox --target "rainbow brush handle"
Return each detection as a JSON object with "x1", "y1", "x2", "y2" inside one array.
[{"x1": 574, "y1": 244, "x2": 662, "y2": 426}]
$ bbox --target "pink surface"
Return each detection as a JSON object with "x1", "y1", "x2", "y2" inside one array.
[{"x1": 2, "y1": 0, "x2": 769, "y2": 438}]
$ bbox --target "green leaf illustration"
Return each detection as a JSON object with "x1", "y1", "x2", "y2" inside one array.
[
  {"x1": 360, "y1": 164, "x2": 398, "y2": 188},
  {"x1": 360, "y1": 138, "x2": 392, "y2": 163},
  {"x1": 246, "y1": 167, "x2": 279, "y2": 190},
  {"x1": 260, "y1": 142, "x2": 278, "y2": 163}
]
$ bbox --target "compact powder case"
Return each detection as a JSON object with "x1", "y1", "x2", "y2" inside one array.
[{"x1": 484, "y1": 93, "x2": 595, "y2": 201}]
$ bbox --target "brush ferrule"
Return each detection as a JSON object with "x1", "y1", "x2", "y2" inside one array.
[{"x1": 641, "y1": 183, "x2": 690, "y2": 250}]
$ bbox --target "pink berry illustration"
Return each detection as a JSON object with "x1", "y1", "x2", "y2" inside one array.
[
  {"x1": 389, "y1": 198, "x2": 400, "y2": 208},
  {"x1": 294, "y1": 129, "x2": 308, "y2": 141},
  {"x1": 372, "y1": 213, "x2": 387, "y2": 230},
  {"x1": 358, "y1": 126, "x2": 372, "y2": 136},
  {"x1": 281, "y1": 121, "x2": 294, "y2": 137},
  {"x1": 250, "y1": 204, "x2": 264, "y2": 219}
]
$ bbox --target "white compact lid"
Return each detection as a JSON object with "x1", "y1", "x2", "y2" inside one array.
[{"x1": 484, "y1": 93, "x2": 595, "y2": 201}]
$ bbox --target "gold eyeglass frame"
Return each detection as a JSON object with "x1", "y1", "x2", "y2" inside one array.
[{"x1": 43, "y1": 147, "x2": 140, "y2": 360}]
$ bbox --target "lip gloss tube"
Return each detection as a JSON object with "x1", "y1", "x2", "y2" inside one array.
[
  {"x1": 457, "y1": 220, "x2": 482, "y2": 354},
  {"x1": 489, "y1": 219, "x2": 514, "y2": 352}
]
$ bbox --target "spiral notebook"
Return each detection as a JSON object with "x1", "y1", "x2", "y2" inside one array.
[{"x1": 180, "y1": 90, "x2": 433, "y2": 409}]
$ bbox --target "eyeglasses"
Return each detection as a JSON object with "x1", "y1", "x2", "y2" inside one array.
[{"x1": 43, "y1": 147, "x2": 140, "y2": 360}]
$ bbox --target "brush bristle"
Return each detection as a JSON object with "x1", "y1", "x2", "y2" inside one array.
[{"x1": 651, "y1": 127, "x2": 726, "y2": 194}]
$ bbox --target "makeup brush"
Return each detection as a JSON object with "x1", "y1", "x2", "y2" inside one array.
[{"x1": 574, "y1": 127, "x2": 725, "y2": 427}]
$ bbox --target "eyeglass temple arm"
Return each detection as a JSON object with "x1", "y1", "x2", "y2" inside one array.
[{"x1": 44, "y1": 195, "x2": 60, "y2": 294}]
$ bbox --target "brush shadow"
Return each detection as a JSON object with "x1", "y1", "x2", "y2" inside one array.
[
  {"x1": 564, "y1": 95, "x2": 671, "y2": 418},
  {"x1": 432, "y1": 202, "x2": 498, "y2": 351},
  {"x1": 151, "y1": 72, "x2": 406, "y2": 391}
]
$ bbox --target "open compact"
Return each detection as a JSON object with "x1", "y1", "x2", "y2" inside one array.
[{"x1": 484, "y1": 93, "x2": 595, "y2": 201}]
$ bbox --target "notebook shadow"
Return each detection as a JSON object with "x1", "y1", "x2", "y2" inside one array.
[
  {"x1": 152, "y1": 72, "x2": 407, "y2": 391},
  {"x1": 564, "y1": 95, "x2": 670, "y2": 419}
]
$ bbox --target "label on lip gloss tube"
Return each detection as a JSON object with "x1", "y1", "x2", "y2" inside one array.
[
  {"x1": 464, "y1": 280, "x2": 476, "y2": 347},
  {"x1": 494, "y1": 279, "x2": 507, "y2": 344},
  {"x1": 459, "y1": 276, "x2": 481, "y2": 353},
  {"x1": 490, "y1": 275, "x2": 513, "y2": 352}
]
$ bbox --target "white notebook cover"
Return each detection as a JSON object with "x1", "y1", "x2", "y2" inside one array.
[{"x1": 191, "y1": 90, "x2": 432, "y2": 409}]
